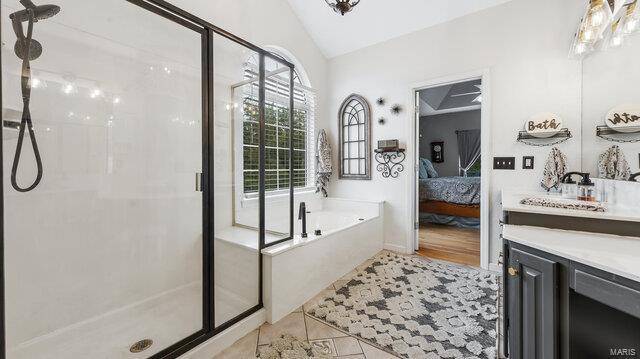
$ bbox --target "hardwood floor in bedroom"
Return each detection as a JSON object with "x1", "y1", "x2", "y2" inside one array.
[{"x1": 417, "y1": 224, "x2": 480, "y2": 267}]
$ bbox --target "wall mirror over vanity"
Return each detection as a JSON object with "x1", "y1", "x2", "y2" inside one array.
[{"x1": 502, "y1": 1, "x2": 640, "y2": 358}]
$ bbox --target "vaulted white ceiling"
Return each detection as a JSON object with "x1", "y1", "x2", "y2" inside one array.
[{"x1": 286, "y1": 0, "x2": 513, "y2": 58}]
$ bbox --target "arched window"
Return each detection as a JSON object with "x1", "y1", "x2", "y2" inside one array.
[
  {"x1": 239, "y1": 51, "x2": 316, "y2": 196},
  {"x1": 338, "y1": 94, "x2": 371, "y2": 179}
]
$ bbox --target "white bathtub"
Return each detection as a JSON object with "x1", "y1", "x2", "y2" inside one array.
[{"x1": 262, "y1": 198, "x2": 384, "y2": 323}]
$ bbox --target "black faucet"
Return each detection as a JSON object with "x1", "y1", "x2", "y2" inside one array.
[
  {"x1": 560, "y1": 171, "x2": 583, "y2": 184},
  {"x1": 298, "y1": 202, "x2": 310, "y2": 238},
  {"x1": 630, "y1": 172, "x2": 640, "y2": 182}
]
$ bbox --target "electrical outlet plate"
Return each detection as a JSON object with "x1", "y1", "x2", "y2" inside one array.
[
  {"x1": 522, "y1": 156, "x2": 534, "y2": 169},
  {"x1": 493, "y1": 157, "x2": 516, "y2": 170}
]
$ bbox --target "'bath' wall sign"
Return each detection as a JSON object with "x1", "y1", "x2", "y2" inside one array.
[
  {"x1": 525, "y1": 113, "x2": 563, "y2": 138},
  {"x1": 606, "y1": 105, "x2": 640, "y2": 133}
]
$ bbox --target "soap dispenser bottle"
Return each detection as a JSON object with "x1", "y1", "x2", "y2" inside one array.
[{"x1": 577, "y1": 173, "x2": 596, "y2": 202}]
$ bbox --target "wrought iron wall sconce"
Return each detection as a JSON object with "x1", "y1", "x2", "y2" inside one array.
[{"x1": 374, "y1": 148, "x2": 406, "y2": 178}]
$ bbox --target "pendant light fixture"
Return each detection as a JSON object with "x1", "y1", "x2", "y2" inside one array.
[
  {"x1": 570, "y1": 0, "x2": 614, "y2": 58},
  {"x1": 325, "y1": 0, "x2": 361, "y2": 16},
  {"x1": 622, "y1": 0, "x2": 639, "y2": 34}
]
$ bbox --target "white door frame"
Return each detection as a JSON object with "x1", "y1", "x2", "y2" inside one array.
[{"x1": 406, "y1": 69, "x2": 491, "y2": 270}]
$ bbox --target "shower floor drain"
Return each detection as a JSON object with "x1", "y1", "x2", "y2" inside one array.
[{"x1": 129, "y1": 339, "x2": 153, "y2": 353}]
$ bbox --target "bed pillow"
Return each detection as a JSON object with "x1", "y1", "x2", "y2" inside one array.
[
  {"x1": 422, "y1": 158, "x2": 439, "y2": 178},
  {"x1": 419, "y1": 159, "x2": 429, "y2": 179}
]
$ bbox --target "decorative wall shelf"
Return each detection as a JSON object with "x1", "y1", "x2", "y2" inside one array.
[
  {"x1": 517, "y1": 128, "x2": 572, "y2": 147},
  {"x1": 596, "y1": 126, "x2": 640, "y2": 143},
  {"x1": 374, "y1": 149, "x2": 406, "y2": 178}
]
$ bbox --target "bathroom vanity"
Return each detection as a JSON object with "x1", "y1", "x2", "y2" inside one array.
[{"x1": 501, "y1": 189, "x2": 640, "y2": 359}]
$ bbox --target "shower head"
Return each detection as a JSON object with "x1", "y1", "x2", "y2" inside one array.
[
  {"x1": 9, "y1": 1, "x2": 59, "y2": 61},
  {"x1": 10, "y1": 1, "x2": 60, "y2": 22}
]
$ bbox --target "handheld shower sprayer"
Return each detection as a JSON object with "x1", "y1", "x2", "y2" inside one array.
[{"x1": 8, "y1": 0, "x2": 60, "y2": 192}]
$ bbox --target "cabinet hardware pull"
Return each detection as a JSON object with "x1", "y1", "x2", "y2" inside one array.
[{"x1": 508, "y1": 267, "x2": 519, "y2": 276}]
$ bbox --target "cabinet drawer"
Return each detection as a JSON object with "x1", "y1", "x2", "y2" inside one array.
[{"x1": 574, "y1": 269, "x2": 640, "y2": 319}]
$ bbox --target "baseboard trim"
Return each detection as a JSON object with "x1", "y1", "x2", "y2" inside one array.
[
  {"x1": 488, "y1": 262, "x2": 502, "y2": 273},
  {"x1": 183, "y1": 309, "x2": 266, "y2": 358},
  {"x1": 383, "y1": 243, "x2": 411, "y2": 254}
]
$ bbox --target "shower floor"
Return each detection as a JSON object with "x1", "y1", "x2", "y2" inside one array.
[
  {"x1": 8, "y1": 283, "x2": 202, "y2": 359},
  {"x1": 8, "y1": 281, "x2": 257, "y2": 359}
]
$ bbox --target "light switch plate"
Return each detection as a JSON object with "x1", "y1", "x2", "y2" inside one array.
[
  {"x1": 523, "y1": 156, "x2": 534, "y2": 169},
  {"x1": 493, "y1": 157, "x2": 516, "y2": 170}
]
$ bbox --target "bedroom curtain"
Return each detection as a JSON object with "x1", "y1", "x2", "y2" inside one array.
[{"x1": 456, "y1": 129, "x2": 481, "y2": 177}]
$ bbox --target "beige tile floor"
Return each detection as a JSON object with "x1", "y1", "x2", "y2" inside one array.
[{"x1": 214, "y1": 279, "x2": 400, "y2": 359}]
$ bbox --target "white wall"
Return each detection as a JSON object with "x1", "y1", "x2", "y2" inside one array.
[
  {"x1": 420, "y1": 110, "x2": 481, "y2": 177},
  {"x1": 321, "y1": 0, "x2": 585, "y2": 263}
]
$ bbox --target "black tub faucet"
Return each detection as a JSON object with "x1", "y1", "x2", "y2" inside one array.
[
  {"x1": 298, "y1": 202, "x2": 310, "y2": 238},
  {"x1": 630, "y1": 172, "x2": 640, "y2": 182}
]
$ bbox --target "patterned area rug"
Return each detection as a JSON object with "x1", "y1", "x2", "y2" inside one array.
[
  {"x1": 307, "y1": 251, "x2": 498, "y2": 359},
  {"x1": 258, "y1": 334, "x2": 332, "y2": 359}
]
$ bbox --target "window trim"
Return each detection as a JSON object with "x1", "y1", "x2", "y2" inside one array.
[{"x1": 338, "y1": 94, "x2": 372, "y2": 180}]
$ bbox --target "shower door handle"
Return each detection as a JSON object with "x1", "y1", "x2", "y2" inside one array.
[{"x1": 195, "y1": 172, "x2": 203, "y2": 192}]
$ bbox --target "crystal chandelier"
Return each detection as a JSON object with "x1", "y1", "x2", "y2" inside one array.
[{"x1": 325, "y1": 0, "x2": 361, "y2": 16}]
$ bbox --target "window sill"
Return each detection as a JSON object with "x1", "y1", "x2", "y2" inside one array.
[{"x1": 241, "y1": 187, "x2": 316, "y2": 207}]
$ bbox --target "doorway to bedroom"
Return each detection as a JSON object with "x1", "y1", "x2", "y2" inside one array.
[{"x1": 415, "y1": 78, "x2": 483, "y2": 267}]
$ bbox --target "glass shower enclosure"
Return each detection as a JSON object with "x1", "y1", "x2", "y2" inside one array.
[{"x1": 0, "y1": 1, "x2": 295, "y2": 358}]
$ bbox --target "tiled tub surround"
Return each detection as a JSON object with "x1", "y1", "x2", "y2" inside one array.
[{"x1": 263, "y1": 198, "x2": 384, "y2": 323}]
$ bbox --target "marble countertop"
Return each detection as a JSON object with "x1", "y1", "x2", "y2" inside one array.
[
  {"x1": 502, "y1": 189, "x2": 640, "y2": 223},
  {"x1": 503, "y1": 224, "x2": 640, "y2": 283}
]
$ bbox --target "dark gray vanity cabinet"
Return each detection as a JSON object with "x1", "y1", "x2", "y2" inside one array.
[
  {"x1": 504, "y1": 242, "x2": 570, "y2": 359},
  {"x1": 507, "y1": 247, "x2": 558, "y2": 358}
]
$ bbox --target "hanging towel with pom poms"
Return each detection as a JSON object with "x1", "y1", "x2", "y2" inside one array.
[
  {"x1": 541, "y1": 147, "x2": 567, "y2": 191},
  {"x1": 598, "y1": 145, "x2": 631, "y2": 180},
  {"x1": 316, "y1": 130, "x2": 332, "y2": 197}
]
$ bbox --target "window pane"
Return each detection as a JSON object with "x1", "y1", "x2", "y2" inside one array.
[
  {"x1": 266, "y1": 148, "x2": 278, "y2": 169},
  {"x1": 265, "y1": 171, "x2": 278, "y2": 191},
  {"x1": 293, "y1": 130, "x2": 306, "y2": 150},
  {"x1": 278, "y1": 149, "x2": 290, "y2": 170},
  {"x1": 293, "y1": 150, "x2": 306, "y2": 170},
  {"x1": 243, "y1": 121, "x2": 259, "y2": 146},
  {"x1": 265, "y1": 124, "x2": 277, "y2": 147},
  {"x1": 243, "y1": 146, "x2": 259, "y2": 170},
  {"x1": 294, "y1": 109, "x2": 307, "y2": 131},
  {"x1": 293, "y1": 170, "x2": 307, "y2": 187},
  {"x1": 278, "y1": 107, "x2": 290, "y2": 127},
  {"x1": 265, "y1": 104, "x2": 277, "y2": 125},
  {"x1": 279, "y1": 170, "x2": 290, "y2": 188},
  {"x1": 244, "y1": 172, "x2": 259, "y2": 193},
  {"x1": 278, "y1": 127, "x2": 290, "y2": 149},
  {"x1": 244, "y1": 100, "x2": 259, "y2": 122}
]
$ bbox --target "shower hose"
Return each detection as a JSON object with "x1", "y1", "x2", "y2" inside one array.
[{"x1": 11, "y1": 11, "x2": 43, "y2": 192}]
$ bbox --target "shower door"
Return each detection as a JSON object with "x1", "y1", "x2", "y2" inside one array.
[{"x1": 1, "y1": 1, "x2": 206, "y2": 358}]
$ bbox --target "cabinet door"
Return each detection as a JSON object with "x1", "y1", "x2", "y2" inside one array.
[{"x1": 507, "y1": 247, "x2": 558, "y2": 359}]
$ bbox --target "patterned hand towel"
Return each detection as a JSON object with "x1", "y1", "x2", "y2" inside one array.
[
  {"x1": 598, "y1": 145, "x2": 631, "y2": 180},
  {"x1": 315, "y1": 130, "x2": 332, "y2": 197},
  {"x1": 541, "y1": 147, "x2": 567, "y2": 191}
]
